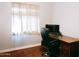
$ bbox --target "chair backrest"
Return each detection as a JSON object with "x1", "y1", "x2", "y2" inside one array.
[
  {"x1": 41, "y1": 28, "x2": 50, "y2": 42},
  {"x1": 46, "y1": 24, "x2": 59, "y2": 32}
]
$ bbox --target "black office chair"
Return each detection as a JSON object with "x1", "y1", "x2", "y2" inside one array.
[
  {"x1": 41, "y1": 28, "x2": 51, "y2": 56},
  {"x1": 41, "y1": 28, "x2": 50, "y2": 46},
  {"x1": 41, "y1": 28, "x2": 60, "y2": 57}
]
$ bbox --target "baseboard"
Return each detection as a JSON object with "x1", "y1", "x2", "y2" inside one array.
[{"x1": 0, "y1": 43, "x2": 41, "y2": 53}]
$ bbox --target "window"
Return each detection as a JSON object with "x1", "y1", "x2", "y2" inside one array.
[{"x1": 12, "y1": 3, "x2": 40, "y2": 35}]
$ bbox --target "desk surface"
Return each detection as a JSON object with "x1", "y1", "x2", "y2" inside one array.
[{"x1": 60, "y1": 36, "x2": 79, "y2": 43}]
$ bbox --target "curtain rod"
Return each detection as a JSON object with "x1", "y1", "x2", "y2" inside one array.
[{"x1": 11, "y1": 2, "x2": 40, "y2": 7}]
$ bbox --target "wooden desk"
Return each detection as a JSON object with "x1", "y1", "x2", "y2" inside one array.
[
  {"x1": 60, "y1": 36, "x2": 79, "y2": 57},
  {"x1": 49, "y1": 33, "x2": 79, "y2": 56},
  {"x1": 60, "y1": 36, "x2": 79, "y2": 43}
]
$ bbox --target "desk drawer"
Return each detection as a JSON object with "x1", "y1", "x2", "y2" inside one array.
[
  {"x1": 60, "y1": 42, "x2": 70, "y2": 56},
  {"x1": 60, "y1": 41, "x2": 79, "y2": 57}
]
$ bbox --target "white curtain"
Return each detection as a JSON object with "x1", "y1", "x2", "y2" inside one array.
[
  {"x1": 12, "y1": 3, "x2": 40, "y2": 35},
  {"x1": 11, "y1": 3, "x2": 40, "y2": 47}
]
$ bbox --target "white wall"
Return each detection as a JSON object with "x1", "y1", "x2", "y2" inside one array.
[
  {"x1": 39, "y1": 2, "x2": 53, "y2": 27},
  {"x1": 52, "y1": 2, "x2": 79, "y2": 38},
  {"x1": 0, "y1": 2, "x2": 52, "y2": 50},
  {"x1": 0, "y1": 3, "x2": 12, "y2": 50}
]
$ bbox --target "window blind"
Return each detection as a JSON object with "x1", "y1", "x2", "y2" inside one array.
[{"x1": 12, "y1": 3, "x2": 40, "y2": 35}]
